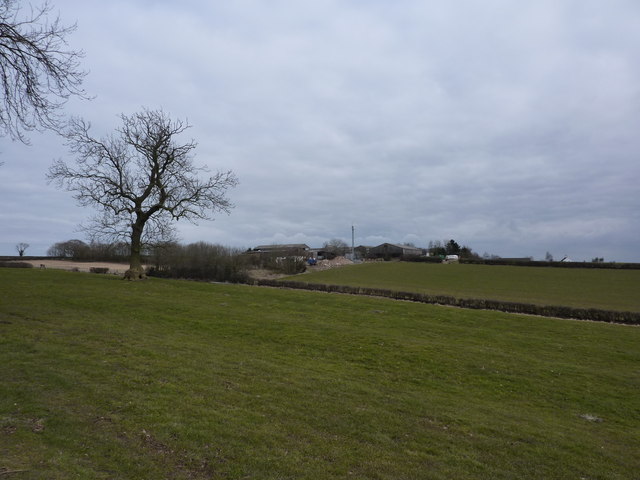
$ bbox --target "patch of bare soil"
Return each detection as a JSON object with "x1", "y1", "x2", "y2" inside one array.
[
  {"x1": 310, "y1": 256, "x2": 354, "y2": 271},
  {"x1": 20, "y1": 259, "x2": 133, "y2": 275},
  {"x1": 246, "y1": 269, "x2": 290, "y2": 281}
]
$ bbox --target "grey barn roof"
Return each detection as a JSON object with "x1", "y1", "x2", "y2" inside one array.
[{"x1": 254, "y1": 244, "x2": 310, "y2": 251}]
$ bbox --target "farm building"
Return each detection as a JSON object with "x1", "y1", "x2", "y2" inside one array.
[
  {"x1": 354, "y1": 245, "x2": 372, "y2": 258},
  {"x1": 252, "y1": 244, "x2": 311, "y2": 256},
  {"x1": 369, "y1": 243, "x2": 423, "y2": 259}
]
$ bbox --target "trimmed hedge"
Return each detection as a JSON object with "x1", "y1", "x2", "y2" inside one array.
[
  {"x1": 400, "y1": 255, "x2": 443, "y2": 263},
  {"x1": 253, "y1": 279, "x2": 640, "y2": 325},
  {"x1": 0, "y1": 261, "x2": 33, "y2": 268},
  {"x1": 459, "y1": 258, "x2": 640, "y2": 270},
  {"x1": 399, "y1": 255, "x2": 640, "y2": 269}
]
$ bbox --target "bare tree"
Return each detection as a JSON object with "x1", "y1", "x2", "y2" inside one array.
[
  {"x1": 15, "y1": 242, "x2": 29, "y2": 256},
  {"x1": 47, "y1": 238, "x2": 88, "y2": 258},
  {"x1": 47, "y1": 108, "x2": 239, "y2": 280},
  {"x1": 0, "y1": 0, "x2": 87, "y2": 142},
  {"x1": 322, "y1": 238, "x2": 349, "y2": 259}
]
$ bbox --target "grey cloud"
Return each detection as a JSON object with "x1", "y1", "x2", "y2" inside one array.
[{"x1": 1, "y1": 0, "x2": 639, "y2": 261}]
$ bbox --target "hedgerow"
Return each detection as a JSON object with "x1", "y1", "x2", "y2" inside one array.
[
  {"x1": 0, "y1": 261, "x2": 33, "y2": 268},
  {"x1": 253, "y1": 279, "x2": 640, "y2": 325}
]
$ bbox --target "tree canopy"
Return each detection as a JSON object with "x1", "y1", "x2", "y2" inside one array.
[{"x1": 47, "y1": 108, "x2": 238, "y2": 279}]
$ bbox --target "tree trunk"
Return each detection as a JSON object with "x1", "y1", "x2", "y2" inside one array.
[{"x1": 124, "y1": 221, "x2": 146, "y2": 280}]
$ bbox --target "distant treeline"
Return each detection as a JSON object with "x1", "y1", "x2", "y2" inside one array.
[
  {"x1": 402, "y1": 255, "x2": 640, "y2": 269},
  {"x1": 47, "y1": 239, "x2": 131, "y2": 262},
  {"x1": 42, "y1": 239, "x2": 307, "y2": 281},
  {"x1": 38, "y1": 238, "x2": 640, "y2": 280}
]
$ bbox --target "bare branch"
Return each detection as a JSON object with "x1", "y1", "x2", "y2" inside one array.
[{"x1": 0, "y1": 0, "x2": 88, "y2": 142}]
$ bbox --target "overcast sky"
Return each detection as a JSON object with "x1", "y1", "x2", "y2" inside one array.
[{"x1": 1, "y1": 0, "x2": 639, "y2": 261}]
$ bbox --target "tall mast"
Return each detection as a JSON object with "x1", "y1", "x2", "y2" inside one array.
[{"x1": 352, "y1": 225, "x2": 355, "y2": 258}]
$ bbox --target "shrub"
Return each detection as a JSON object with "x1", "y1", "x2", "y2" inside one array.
[
  {"x1": 242, "y1": 251, "x2": 307, "y2": 275},
  {"x1": 265, "y1": 256, "x2": 307, "y2": 275},
  {"x1": 89, "y1": 267, "x2": 109, "y2": 274}
]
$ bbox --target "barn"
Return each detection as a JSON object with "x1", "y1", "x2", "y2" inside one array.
[
  {"x1": 369, "y1": 243, "x2": 423, "y2": 259},
  {"x1": 253, "y1": 244, "x2": 311, "y2": 256}
]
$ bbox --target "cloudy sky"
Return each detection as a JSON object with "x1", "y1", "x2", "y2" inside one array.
[{"x1": 1, "y1": 0, "x2": 639, "y2": 261}]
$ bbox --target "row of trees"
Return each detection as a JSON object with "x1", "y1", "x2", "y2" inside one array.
[
  {"x1": 47, "y1": 239, "x2": 131, "y2": 262},
  {"x1": 320, "y1": 238, "x2": 481, "y2": 260},
  {"x1": 425, "y1": 239, "x2": 479, "y2": 259},
  {"x1": 147, "y1": 242, "x2": 249, "y2": 283}
]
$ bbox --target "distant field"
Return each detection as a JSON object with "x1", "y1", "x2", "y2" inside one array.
[
  {"x1": 1, "y1": 269, "x2": 639, "y2": 479},
  {"x1": 292, "y1": 262, "x2": 640, "y2": 312}
]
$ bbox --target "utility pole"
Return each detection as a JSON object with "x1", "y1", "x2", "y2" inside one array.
[{"x1": 352, "y1": 225, "x2": 355, "y2": 259}]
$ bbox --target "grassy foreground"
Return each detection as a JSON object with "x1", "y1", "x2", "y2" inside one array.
[
  {"x1": 1, "y1": 269, "x2": 639, "y2": 479},
  {"x1": 293, "y1": 262, "x2": 640, "y2": 312}
]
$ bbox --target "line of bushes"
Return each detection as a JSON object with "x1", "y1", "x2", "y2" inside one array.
[
  {"x1": 252, "y1": 279, "x2": 640, "y2": 325},
  {"x1": 146, "y1": 242, "x2": 250, "y2": 283},
  {"x1": 0, "y1": 261, "x2": 33, "y2": 268}
]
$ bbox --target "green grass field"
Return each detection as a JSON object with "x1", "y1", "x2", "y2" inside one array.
[
  {"x1": 292, "y1": 262, "x2": 640, "y2": 312},
  {"x1": 1, "y1": 269, "x2": 639, "y2": 479}
]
